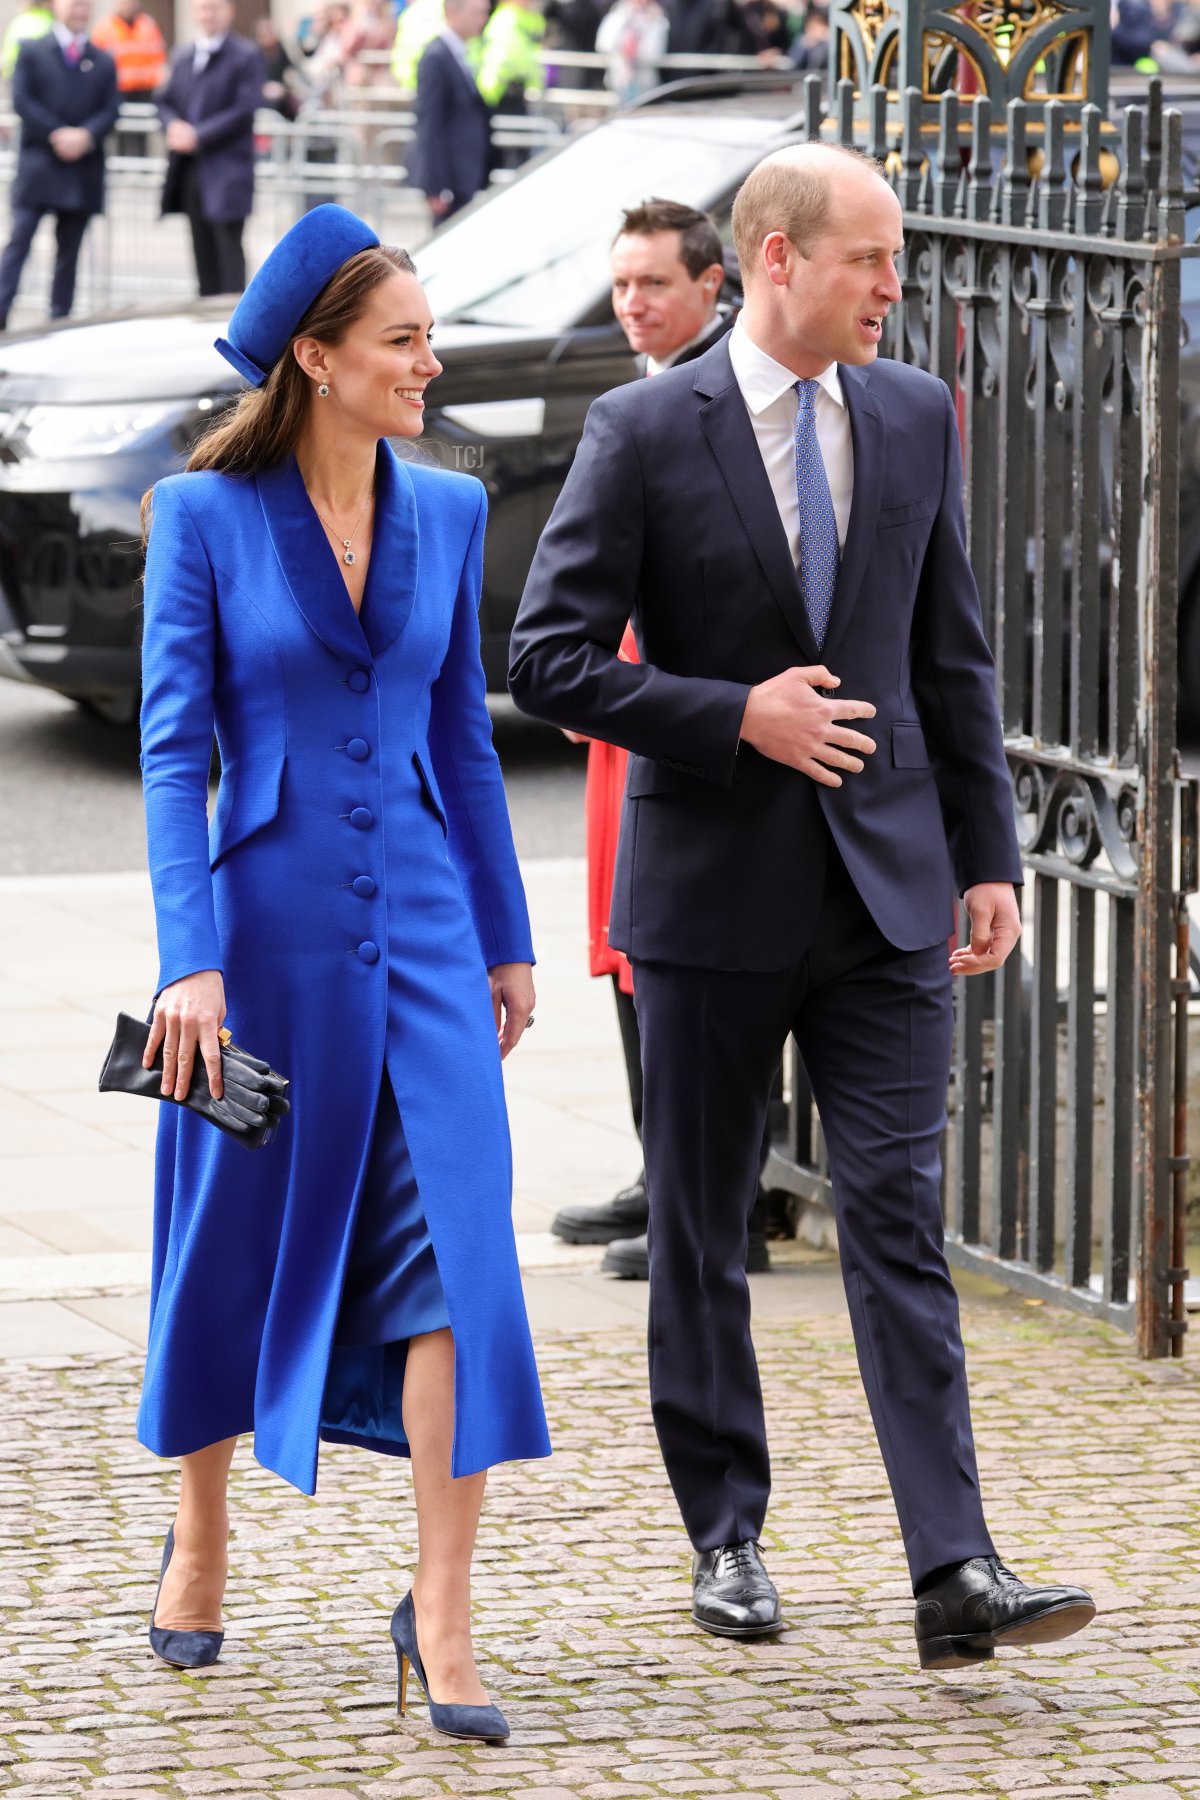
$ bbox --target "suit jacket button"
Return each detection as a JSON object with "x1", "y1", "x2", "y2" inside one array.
[
  {"x1": 347, "y1": 668, "x2": 371, "y2": 693},
  {"x1": 352, "y1": 875, "x2": 376, "y2": 897},
  {"x1": 346, "y1": 737, "x2": 370, "y2": 761},
  {"x1": 349, "y1": 806, "x2": 374, "y2": 830},
  {"x1": 357, "y1": 941, "x2": 380, "y2": 964}
]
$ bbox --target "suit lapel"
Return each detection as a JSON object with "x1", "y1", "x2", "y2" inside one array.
[
  {"x1": 441, "y1": 36, "x2": 480, "y2": 103},
  {"x1": 694, "y1": 340, "x2": 819, "y2": 662},
  {"x1": 819, "y1": 363, "x2": 884, "y2": 666}
]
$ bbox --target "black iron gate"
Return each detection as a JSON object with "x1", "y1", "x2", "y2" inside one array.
[{"x1": 766, "y1": 68, "x2": 1198, "y2": 1355}]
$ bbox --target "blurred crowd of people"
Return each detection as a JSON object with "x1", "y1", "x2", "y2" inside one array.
[
  {"x1": 0, "y1": 0, "x2": 832, "y2": 324},
  {"x1": 1112, "y1": 0, "x2": 1200, "y2": 69},
  {"x1": 0, "y1": 0, "x2": 1176, "y2": 336},
  {"x1": 1, "y1": 0, "x2": 832, "y2": 121}
]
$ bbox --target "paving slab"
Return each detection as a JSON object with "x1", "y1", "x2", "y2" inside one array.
[
  {"x1": 0, "y1": 1307, "x2": 1198, "y2": 1798},
  {"x1": 3, "y1": 864, "x2": 1200, "y2": 1796}
]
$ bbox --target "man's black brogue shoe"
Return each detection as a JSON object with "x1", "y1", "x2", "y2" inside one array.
[
  {"x1": 691, "y1": 1539, "x2": 783, "y2": 1639},
  {"x1": 914, "y1": 1555, "x2": 1096, "y2": 1670},
  {"x1": 550, "y1": 1172, "x2": 649, "y2": 1245}
]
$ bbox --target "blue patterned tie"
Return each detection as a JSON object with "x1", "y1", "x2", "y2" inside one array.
[{"x1": 793, "y1": 378, "x2": 839, "y2": 650}]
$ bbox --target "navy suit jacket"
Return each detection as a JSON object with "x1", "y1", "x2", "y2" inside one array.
[
  {"x1": 409, "y1": 35, "x2": 490, "y2": 205},
  {"x1": 11, "y1": 33, "x2": 118, "y2": 215},
  {"x1": 510, "y1": 336, "x2": 1023, "y2": 971},
  {"x1": 158, "y1": 33, "x2": 265, "y2": 222}
]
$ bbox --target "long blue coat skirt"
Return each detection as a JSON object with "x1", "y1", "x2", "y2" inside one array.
[{"x1": 136, "y1": 442, "x2": 550, "y2": 1495}]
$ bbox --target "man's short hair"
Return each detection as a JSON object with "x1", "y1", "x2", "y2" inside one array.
[
  {"x1": 731, "y1": 145, "x2": 886, "y2": 274},
  {"x1": 614, "y1": 199, "x2": 724, "y2": 282}
]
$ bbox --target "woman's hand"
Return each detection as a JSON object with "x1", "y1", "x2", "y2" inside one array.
[
  {"x1": 488, "y1": 962, "x2": 535, "y2": 1060},
  {"x1": 144, "y1": 969, "x2": 228, "y2": 1101}
]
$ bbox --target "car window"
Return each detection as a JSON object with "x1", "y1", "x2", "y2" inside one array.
[{"x1": 416, "y1": 114, "x2": 779, "y2": 333}]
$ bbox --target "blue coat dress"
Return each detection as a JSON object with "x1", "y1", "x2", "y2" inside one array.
[{"x1": 136, "y1": 441, "x2": 550, "y2": 1495}]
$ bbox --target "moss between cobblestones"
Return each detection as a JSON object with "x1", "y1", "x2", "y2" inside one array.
[{"x1": 2, "y1": 1310, "x2": 1199, "y2": 1799}]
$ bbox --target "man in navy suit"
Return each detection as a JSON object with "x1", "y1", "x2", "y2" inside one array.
[
  {"x1": 511, "y1": 145, "x2": 1097, "y2": 1670},
  {"x1": 157, "y1": 0, "x2": 265, "y2": 296},
  {"x1": 408, "y1": 0, "x2": 490, "y2": 225},
  {"x1": 0, "y1": 0, "x2": 118, "y2": 329}
]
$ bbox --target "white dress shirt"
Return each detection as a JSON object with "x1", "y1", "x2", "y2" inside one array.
[
  {"x1": 646, "y1": 315, "x2": 720, "y2": 378},
  {"x1": 192, "y1": 32, "x2": 227, "y2": 74},
  {"x1": 727, "y1": 314, "x2": 854, "y2": 561},
  {"x1": 52, "y1": 21, "x2": 88, "y2": 59}
]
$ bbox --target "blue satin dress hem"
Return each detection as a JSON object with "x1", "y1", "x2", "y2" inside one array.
[{"x1": 320, "y1": 1069, "x2": 450, "y2": 1452}]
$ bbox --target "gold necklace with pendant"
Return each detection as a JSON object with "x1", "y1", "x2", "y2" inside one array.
[{"x1": 313, "y1": 487, "x2": 374, "y2": 567}]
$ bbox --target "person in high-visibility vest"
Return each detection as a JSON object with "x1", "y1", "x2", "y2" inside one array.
[
  {"x1": 92, "y1": 0, "x2": 167, "y2": 155},
  {"x1": 92, "y1": 0, "x2": 167, "y2": 97},
  {"x1": 1, "y1": 0, "x2": 54, "y2": 82},
  {"x1": 475, "y1": 0, "x2": 544, "y2": 112},
  {"x1": 390, "y1": 0, "x2": 446, "y2": 91}
]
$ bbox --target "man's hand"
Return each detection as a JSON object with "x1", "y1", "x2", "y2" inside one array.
[
  {"x1": 49, "y1": 126, "x2": 91, "y2": 161},
  {"x1": 950, "y1": 884, "x2": 1022, "y2": 977},
  {"x1": 739, "y1": 666, "x2": 876, "y2": 787},
  {"x1": 165, "y1": 118, "x2": 199, "y2": 154}
]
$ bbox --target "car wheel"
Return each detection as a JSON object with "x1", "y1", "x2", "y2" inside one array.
[{"x1": 77, "y1": 692, "x2": 138, "y2": 727}]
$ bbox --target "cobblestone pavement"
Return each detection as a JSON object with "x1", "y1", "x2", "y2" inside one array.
[{"x1": 4, "y1": 1298, "x2": 1200, "y2": 1800}]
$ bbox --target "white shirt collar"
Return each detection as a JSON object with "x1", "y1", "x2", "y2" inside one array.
[
  {"x1": 646, "y1": 313, "x2": 720, "y2": 378},
  {"x1": 194, "y1": 32, "x2": 227, "y2": 55},
  {"x1": 728, "y1": 314, "x2": 843, "y2": 413},
  {"x1": 52, "y1": 21, "x2": 86, "y2": 51},
  {"x1": 439, "y1": 26, "x2": 474, "y2": 69}
]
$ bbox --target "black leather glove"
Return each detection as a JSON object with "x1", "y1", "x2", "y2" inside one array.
[{"x1": 100, "y1": 1013, "x2": 291, "y2": 1150}]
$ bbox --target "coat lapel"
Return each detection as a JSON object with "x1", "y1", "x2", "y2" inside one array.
[
  {"x1": 256, "y1": 444, "x2": 420, "y2": 664},
  {"x1": 257, "y1": 453, "x2": 371, "y2": 664},
  {"x1": 361, "y1": 443, "x2": 419, "y2": 659},
  {"x1": 694, "y1": 341, "x2": 819, "y2": 662},
  {"x1": 818, "y1": 363, "x2": 884, "y2": 666}
]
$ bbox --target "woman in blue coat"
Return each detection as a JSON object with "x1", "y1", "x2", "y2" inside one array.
[{"x1": 137, "y1": 205, "x2": 549, "y2": 1743}]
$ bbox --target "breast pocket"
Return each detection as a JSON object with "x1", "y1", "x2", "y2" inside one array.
[{"x1": 878, "y1": 496, "x2": 936, "y2": 532}]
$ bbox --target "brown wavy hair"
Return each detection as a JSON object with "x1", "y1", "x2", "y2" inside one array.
[{"x1": 141, "y1": 243, "x2": 416, "y2": 540}]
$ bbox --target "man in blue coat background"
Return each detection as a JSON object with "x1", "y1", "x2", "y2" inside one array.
[
  {"x1": 0, "y1": 0, "x2": 118, "y2": 330},
  {"x1": 157, "y1": 0, "x2": 265, "y2": 296},
  {"x1": 408, "y1": 0, "x2": 491, "y2": 225},
  {"x1": 511, "y1": 143, "x2": 1099, "y2": 1671}
]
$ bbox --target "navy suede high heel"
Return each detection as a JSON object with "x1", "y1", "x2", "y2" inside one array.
[
  {"x1": 148, "y1": 1526, "x2": 224, "y2": 1669},
  {"x1": 390, "y1": 1590, "x2": 509, "y2": 1744}
]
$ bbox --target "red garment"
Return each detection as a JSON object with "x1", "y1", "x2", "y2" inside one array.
[{"x1": 585, "y1": 623, "x2": 638, "y2": 993}]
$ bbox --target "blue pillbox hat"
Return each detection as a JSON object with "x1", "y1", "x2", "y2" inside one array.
[{"x1": 214, "y1": 204, "x2": 381, "y2": 386}]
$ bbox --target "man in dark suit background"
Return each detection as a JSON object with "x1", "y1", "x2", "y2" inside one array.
[
  {"x1": 157, "y1": 0, "x2": 265, "y2": 296},
  {"x1": 408, "y1": 0, "x2": 490, "y2": 225},
  {"x1": 552, "y1": 198, "x2": 779, "y2": 1285},
  {"x1": 511, "y1": 144, "x2": 1097, "y2": 1670},
  {"x1": 0, "y1": 0, "x2": 118, "y2": 330}
]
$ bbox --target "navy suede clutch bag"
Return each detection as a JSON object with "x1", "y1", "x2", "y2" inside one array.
[{"x1": 99, "y1": 1012, "x2": 290, "y2": 1149}]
